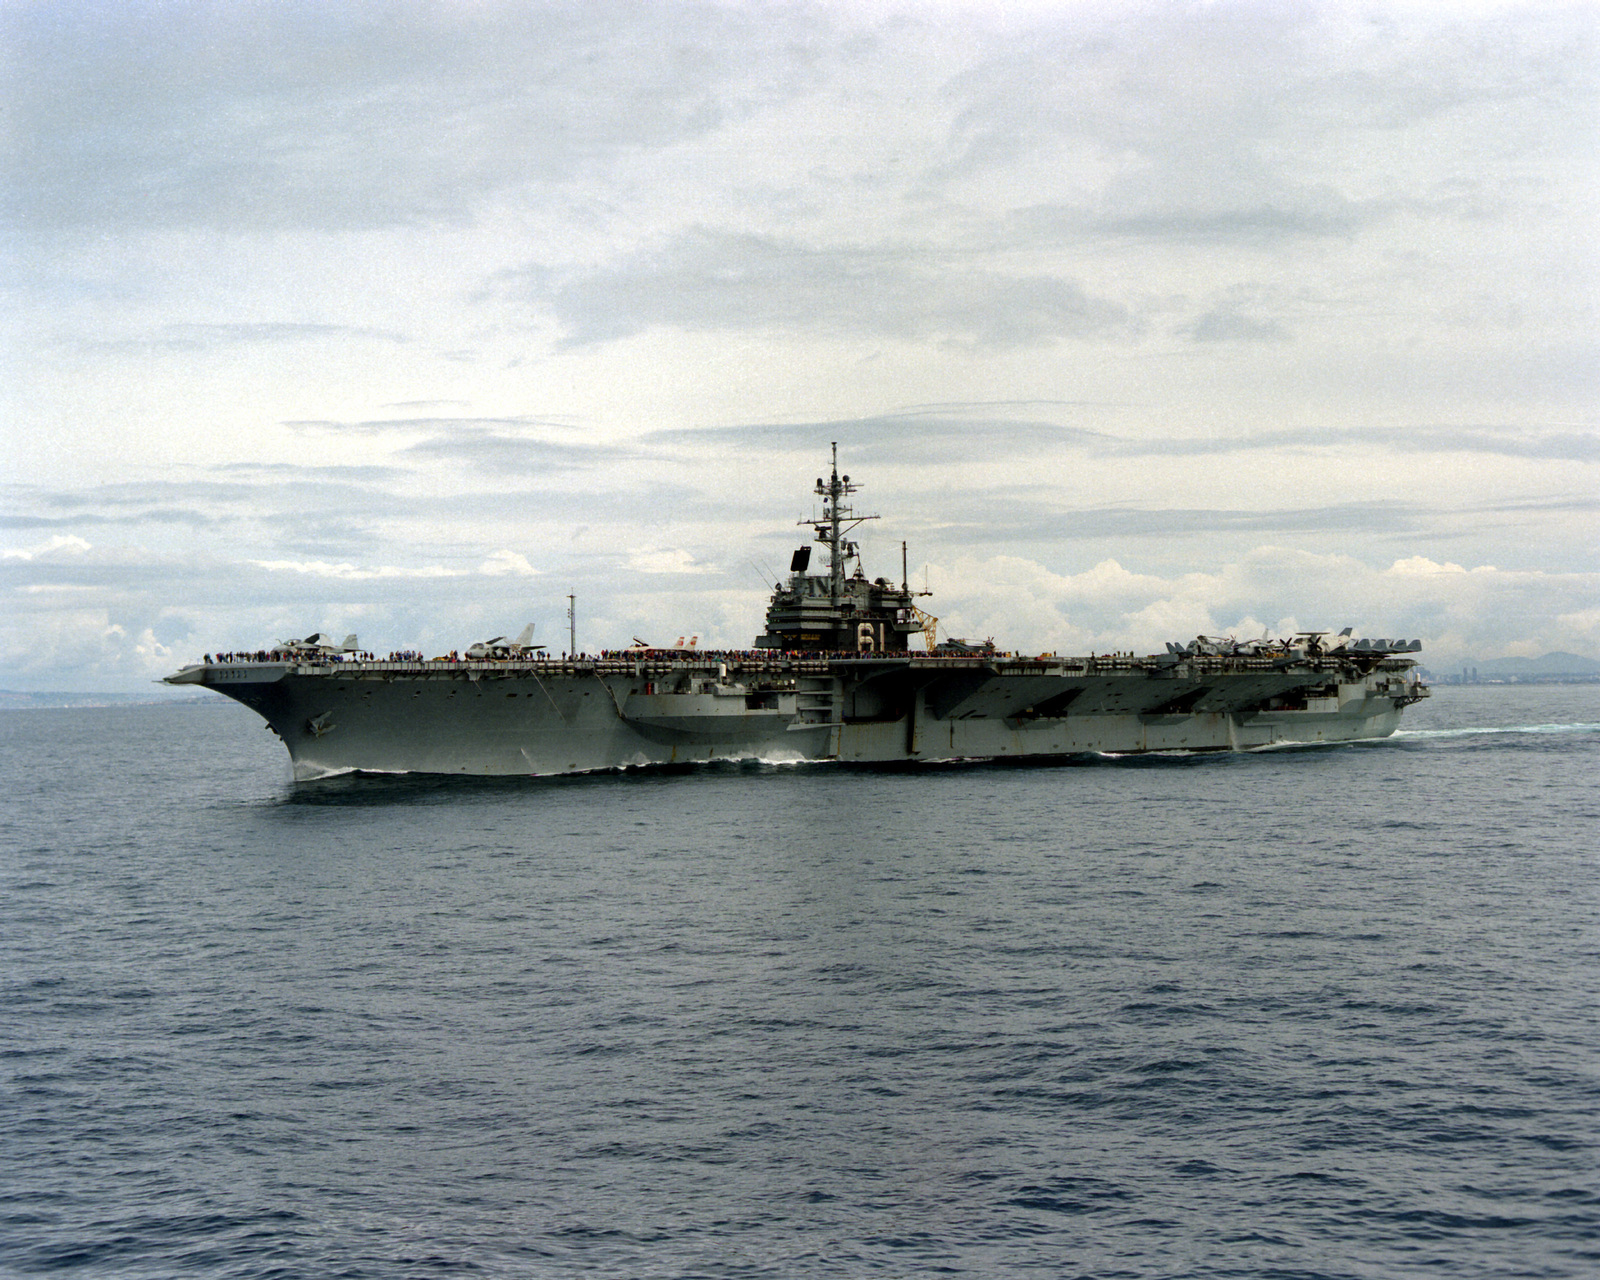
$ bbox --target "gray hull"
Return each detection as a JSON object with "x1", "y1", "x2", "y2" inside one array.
[{"x1": 168, "y1": 653, "x2": 1425, "y2": 780}]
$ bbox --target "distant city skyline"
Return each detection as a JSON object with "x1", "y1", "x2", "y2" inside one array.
[{"x1": 3, "y1": 0, "x2": 1595, "y2": 691}]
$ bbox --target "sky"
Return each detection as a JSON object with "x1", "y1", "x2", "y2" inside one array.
[{"x1": 2, "y1": 0, "x2": 1596, "y2": 691}]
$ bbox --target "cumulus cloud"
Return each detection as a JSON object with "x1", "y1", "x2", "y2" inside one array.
[
  {"x1": 480, "y1": 550, "x2": 537, "y2": 577},
  {"x1": 0, "y1": 604, "x2": 184, "y2": 687},
  {"x1": 1556, "y1": 607, "x2": 1600, "y2": 649},
  {"x1": 919, "y1": 546, "x2": 1600, "y2": 667},
  {"x1": 628, "y1": 547, "x2": 719, "y2": 576},
  {"x1": 1388, "y1": 555, "x2": 1471, "y2": 576},
  {"x1": 2, "y1": 534, "x2": 93, "y2": 560}
]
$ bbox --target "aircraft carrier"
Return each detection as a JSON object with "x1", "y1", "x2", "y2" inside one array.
[{"x1": 166, "y1": 447, "x2": 1429, "y2": 778}]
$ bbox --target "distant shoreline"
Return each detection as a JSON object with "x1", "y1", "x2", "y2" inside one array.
[
  {"x1": 0, "y1": 691, "x2": 213, "y2": 710},
  {"x1": 1423, "y1": 675, "x2": 1600, "y2": 686}
]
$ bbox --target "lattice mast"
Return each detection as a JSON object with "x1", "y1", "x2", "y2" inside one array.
[{"x1": 807, "y1": 441, "x2": 877, "y2": 610}]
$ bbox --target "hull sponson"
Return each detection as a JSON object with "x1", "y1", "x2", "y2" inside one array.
[{"x1": 168, "y1": 654, "x2": 1426, "y2": 779}]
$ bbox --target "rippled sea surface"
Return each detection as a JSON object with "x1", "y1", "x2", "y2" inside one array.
[{"x1": 2, "y1": 686, "x2": 1597, "y2": 1278}]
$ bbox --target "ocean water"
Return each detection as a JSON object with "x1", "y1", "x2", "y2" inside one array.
[{"x1": 1, "y1": 686, "x2": 1596, "y2": 1279}]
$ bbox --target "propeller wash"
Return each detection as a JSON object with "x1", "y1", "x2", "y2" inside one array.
[{"x1": 167, "y1": 447, "x2": 1429, "y2": 779}]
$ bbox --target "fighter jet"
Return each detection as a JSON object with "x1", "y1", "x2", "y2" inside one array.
[{"x1": 465, "y1": 624, "x2": 542, "y2": 660}]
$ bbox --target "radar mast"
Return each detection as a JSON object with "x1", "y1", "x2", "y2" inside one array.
[{"x1": 807, "y1": 441, "x2": 877, "y2": 609}]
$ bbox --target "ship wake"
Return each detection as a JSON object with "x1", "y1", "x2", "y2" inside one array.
[{"x1": 1393, "y1": 721, "x2": 1600, "y2": 740}]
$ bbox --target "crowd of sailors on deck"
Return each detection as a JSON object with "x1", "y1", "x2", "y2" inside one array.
[
  {"x1": 595, "y1": 648, "x2": 930, "y2": 662},
  {"x1": 592, "y1": 647, "x2": 1034, "y2": 662},
  {"x1": 203, "y1": 647, "x2": 470, "y2": 665},
  {"x1": 204, "y1": 649, "x2": 422, "y2": 664},
  {"x1": 203, "y1": 645, "x2": 1070, "y2": 666}
]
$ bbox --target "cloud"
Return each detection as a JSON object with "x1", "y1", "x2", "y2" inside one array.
[
  {"x1": 250, "y1": 559, "x2": 464, "y2": 581},
  {"x1": 74, "y1": 322, "x2": 408, "y2": 354},
  {"x1": 627, "y1": 547, "x2": 718, "y2": 576},
  {"x1": 0, "y1": 510, "x2": 217, "y2": 530},
  {"x1": 480, "y1": 550, "x2": 537, "y2": 577},
  {"x1": 642, "y1": 412, "x2": 1118, "y2": 462},
  {"x1": 249, "y1": 550, "x2": 539, "y2": 581},
  {"x1": 1, "y1": 1, "x2": 1593, "y2": 690},
  {"x1": 1182, "y1": 309, "x2": 1293, "y2": 344},
  {"x1": 520, "y1": 229, "x2": 1140, "y2": 348},
  {"x1": 923, "y1": 545, "x2": 1600, "y2": 667},
  {"x1": 924, "y1": 501, "x2": 1426, "y2": 545},
  {"x1": 287, "y1": 416, "x2": 580, "y2": 436},
  {"x1": 1, "y1": 534, "x2": 93, "y2": 560},
  {"x1": 2, "y1": 0, "x2": 831, "y2": 233},
  {"x1": 1006, "y1": 197, "x2": 1370, "y2": 250},
  {"x1": 1387, "y1": 555, "x2": 1470, "y2": 576},
  {"x1": 0, "y1": 476, "x2": 412, "y2": 547},
  {"x1": 214, "y1": 462, "x2": 408, "y2": 482},
  {"x1": 938, "y1": 2, "x2": 1593, "y2": 249},
  {"x1": 645, "y1": 413, "x2": 1600, "y2": 465},
  {"x1": 278, "y1": 420, "x2": 640, "y2": 477},
  {"x1": 400, "y1": 429, "x2": 628, "y2": 472},
  {"x1": 1556, "y1": 607, "x2": 1600, "y2": 643}
]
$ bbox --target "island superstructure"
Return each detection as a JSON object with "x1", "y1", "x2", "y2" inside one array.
[
  {"x1": 752, "y1": 449, "x2": 932, "y2": 653},
  {"x1": 166, "y1": 446, "x2": 1429, "y2": 778}
]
